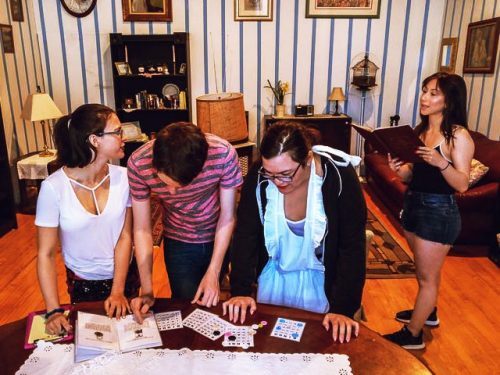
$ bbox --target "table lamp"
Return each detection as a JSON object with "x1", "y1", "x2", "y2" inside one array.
[
  {"x1": 328, "y1": 87, "x2": 346, "y2": 116},
  {"x1": 21, "y1": 86, "x2": 63, "y2": 157}
]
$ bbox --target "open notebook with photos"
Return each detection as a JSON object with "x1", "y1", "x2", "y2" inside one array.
[{"x1": 75, "y1": 311, "x2": 162, "y2": 363}]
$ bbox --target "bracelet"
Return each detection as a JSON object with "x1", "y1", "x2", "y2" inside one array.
[
  {"x1": 440, "y1": 162, "x2": 451, "y2": 172},
  {"x1": 44, "y1": 308, "x2": 65, "y2": 320}
]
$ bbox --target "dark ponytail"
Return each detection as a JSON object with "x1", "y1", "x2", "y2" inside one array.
[{"x1": 54, "y1": 104, "x2": 114, "y2": 168}]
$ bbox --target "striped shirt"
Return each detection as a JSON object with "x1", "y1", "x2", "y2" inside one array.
[{"x1": 127, "y1": 134, "x2": 243, "y2": 243}]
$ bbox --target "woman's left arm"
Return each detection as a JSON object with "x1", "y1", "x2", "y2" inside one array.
[
  {"x1": 105, "y1": 207, "x2": 133, "y2": 318},
  {"x1": 444, "y1": 128, "x2": 475, "y2": 193}
]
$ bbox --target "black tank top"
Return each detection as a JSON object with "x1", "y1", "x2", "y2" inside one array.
[{"x1": 409, "y1": 143, "x2": 455, "y2": 194}]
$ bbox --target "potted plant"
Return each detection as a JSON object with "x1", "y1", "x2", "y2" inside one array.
[{"x1": 265, "y1": 79, "x2": 290, "y2": 117}]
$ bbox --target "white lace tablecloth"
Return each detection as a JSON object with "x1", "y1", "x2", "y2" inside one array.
[
  {"x1": 16, "y1": 342, "x2": 352, "y2": 375},
  {"x1": 17, "y1": 151, "x2": 57, "y2": 180}
]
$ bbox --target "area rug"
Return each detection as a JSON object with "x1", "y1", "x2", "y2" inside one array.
[{"x1": 366, "y1": 208, "x2": 415, "y2": 279}]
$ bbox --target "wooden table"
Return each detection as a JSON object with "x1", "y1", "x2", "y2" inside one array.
[{"x1": 0, "y1": 299, "x2": 431, "y2": 374}]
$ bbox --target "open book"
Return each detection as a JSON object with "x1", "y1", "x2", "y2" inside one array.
[
  {"x1": 24, "y1": 306, "x2": 73, "y2": 349},
  {"x1": 75, "y1": 311, "x2": 162, "y2": 362},
  {"x1": 351, "y1": 124, "x2": 425, "y2": 163}
]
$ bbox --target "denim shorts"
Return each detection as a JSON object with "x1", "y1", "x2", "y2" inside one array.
[{"x1": 401, "y1": 190, "x2": 461, "y2": 245}]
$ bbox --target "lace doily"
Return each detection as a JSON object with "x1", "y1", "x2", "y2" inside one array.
[{"x1": 16, "y1": 342, "x2": 352, "y2": 375}]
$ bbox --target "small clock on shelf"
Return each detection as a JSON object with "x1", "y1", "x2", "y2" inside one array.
[{"x1": 60, "y1": 0, "x2": 97, "y2": 18}]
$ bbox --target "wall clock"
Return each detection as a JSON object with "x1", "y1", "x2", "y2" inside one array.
[{"x1": 60, "y1": 0, "x2": 97, "y2": 18}]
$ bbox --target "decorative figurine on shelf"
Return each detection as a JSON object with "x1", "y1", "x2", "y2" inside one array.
[
  {"x1": 265, "y1": 79, "x2": 291, "y2": 118},
  {"x1": 137, "y1": 65, "x2": 145, "y2": 74}
]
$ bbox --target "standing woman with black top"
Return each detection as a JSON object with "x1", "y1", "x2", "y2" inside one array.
[{"x1": 383, "y1": 73, "x2": 474, "y2": 349}]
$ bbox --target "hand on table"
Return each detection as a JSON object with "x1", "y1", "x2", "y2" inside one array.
[
  {"x1": 191, "y1": 269, "x2": 220, "y2": 307},
  {"x1": 104, "y1": 293, "x2": 131, "y2": 319},
  {"x1": 222, "y1": 296, "x2": 257, "y2": 324},
  {"x1": 130, "y1": 294, "x2": 155, "y2": 323},
  {"x1": 322, "y1": 313, "x2": 359, "y2": 343},
  {"x1": 45, "y1": 313, "x2": 72, "y2": 336}
]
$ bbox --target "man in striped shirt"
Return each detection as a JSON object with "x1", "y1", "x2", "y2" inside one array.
[{"x1": 127, "y1": 123, "x2": 243, "y2": 321}]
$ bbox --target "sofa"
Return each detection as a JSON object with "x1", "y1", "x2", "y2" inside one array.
[{"x1": 364, "y1": 130, "x2": 500, "y2": 255}]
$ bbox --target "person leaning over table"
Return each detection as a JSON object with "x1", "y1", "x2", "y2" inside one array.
[
  {"x1": 128, "y1": 123, "x2": 243, "y2": 322},
  {"x1": 36, "y1": 104, "x2": 139, "y2": 335},
  {"x1": 223, "y1": 122, "x2": 367, "y2": 343}
]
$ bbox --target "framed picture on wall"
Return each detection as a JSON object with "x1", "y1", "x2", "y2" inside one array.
[
  {"x1": 9, "y1": 0, "x2": 24, "y2": 22},
  {"x1": 115, "y1": 62, "x2": 132, "y2": 76},
  {"x1": 463, "y1": 17, "x2": 500, "y2": 74},
  {"x1": 0, "y1": 24, "x2": 14, "y2": 54},
  {"x1": 305, "y1": 0, "x2": 381, "y2": 18},
  {"x1": 234, "y1": 0, "x2": 273, "y2": 21},
  {"x1": 439, "y1": 37, "x2": 458, "y2": 73},
  {"x1": 122, "y1": 0, "x2": 172, "y2": 22}
]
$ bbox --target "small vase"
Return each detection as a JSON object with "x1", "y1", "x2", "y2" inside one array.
[{"x1": 275, "y1": 104, "x2": 286, "y2": 118}]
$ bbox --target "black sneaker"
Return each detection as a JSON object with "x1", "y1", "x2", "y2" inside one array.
[
  {"x1": 383, "y1": 326, "x2": 425, "y2": 350},
  {"x1": 395, "y1": 307, "x2": 439, "y2": 326}
]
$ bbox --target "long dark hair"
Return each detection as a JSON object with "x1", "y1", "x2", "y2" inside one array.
[
  {"x1": 416, "y1": 72, "x2": 468, "y2": 144},
  {"x1": 53, "y1": 104, "x2": 115, "y2": 168},
  {"x1": 260, "y1": 121, "x2": 319, "y2": 165}
]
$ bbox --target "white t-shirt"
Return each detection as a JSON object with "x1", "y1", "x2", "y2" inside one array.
[{"x1": 35, "y1": 164, "x2": 131, "y2": 280}]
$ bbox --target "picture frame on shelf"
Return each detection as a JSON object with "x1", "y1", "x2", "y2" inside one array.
[
  {"x1": 438, "y1": 37, "x2": 458, "y2": 73},
  {"x1": 178, "y1": 62, "x2": 187, "y2": 75},
  {"x1": 463, "y1": 17, "x2": 499, "y2": 74},
  {"x1": 305, "y1": 0, "x2": 381, "y2": 18},
  {"x1": 0, "y1": 24, "x2": 14, "y2": 53},
  {"x1": 122, "y1": 0, "x2": 172, "y2": 22},
  {"x1": 121, "y1": 121, "x2": 143, "y2": 142},
  {"x1": 234, "y1": 0, "x2": 273, "y2": 21},
  {"x1": 10, "y1": 0, "x2": 24, "y2": 22},
  {"x1": 115, "y1": 62, "x2": 132, "y2": 76}
]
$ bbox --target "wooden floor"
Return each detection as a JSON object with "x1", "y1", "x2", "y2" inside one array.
[{"x1": 0, "y1": 191, "x2": 498, "y2": 375}]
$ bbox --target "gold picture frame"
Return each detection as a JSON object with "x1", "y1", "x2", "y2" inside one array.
[
  {"x1": 306, "y1": 0, "x2": 381, "y2": 18},
  {"x1": 234, "y1": 0, "x2": 273, "y2": 21},
  {"x1": 122, "y1": 0, "x2": 172, "y2": 22},
  {"x1": 438, "y1": 37, "x2": 458, "y2": 73},
  {"x1": 114, "y1": 62, "x2": 132, "y2": 76}
]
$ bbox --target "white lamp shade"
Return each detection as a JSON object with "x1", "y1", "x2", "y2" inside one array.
[{"x1": 21, "y1": 93, "x2": 63, "y2": 122}]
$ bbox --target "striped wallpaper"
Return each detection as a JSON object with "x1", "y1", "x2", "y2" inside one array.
[
  {"x1": 1, "y1": 0, "x2": 498, "y2": 166},
  {"x1": 442, "y1": 0, "x2": 499, "y2": 139}
]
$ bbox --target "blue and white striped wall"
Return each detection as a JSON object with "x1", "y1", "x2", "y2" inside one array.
[
  {"x1": 442, "y1": 0, "x2": 499, "y2": 140},
  {"x1": 0, "y1": 0, "x2": 45, "y2": 161},
  {"x1": 1, "y1": 0, "x2": 497, "y2": 164}
]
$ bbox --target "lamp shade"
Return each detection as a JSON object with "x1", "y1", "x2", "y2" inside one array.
[
  {"x1": 328, "y1": 87, "x2": 346, "y2": 102},
  {"x1": 196, "y1": 92, "x2": 248, "y2": 143},
  {"x1": 21, "y1": 92, "x2": 62, "y2": 122}
]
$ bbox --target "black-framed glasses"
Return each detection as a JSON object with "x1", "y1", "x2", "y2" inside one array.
[
  {"x1": 258, "y1": 164, "x2": 301, "y2": 184},
  {"x1": 96, "y1": 128, "x2": 123, "y2": 137}
]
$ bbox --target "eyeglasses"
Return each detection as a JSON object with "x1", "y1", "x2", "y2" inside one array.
[
  {"x1": 96, "y1": 128, "x2": 123, "y2": 137},
  {"x1": 258, "y1": 164, "x2": 301, "y2": 184}
]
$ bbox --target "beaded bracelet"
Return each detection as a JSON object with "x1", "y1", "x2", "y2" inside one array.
[
  {"x1": 440, "y1": 162, "x2": 451, "y2": 172},
  {"x1": 44, "y1": 307, "x2": 65, "y2": 320}
]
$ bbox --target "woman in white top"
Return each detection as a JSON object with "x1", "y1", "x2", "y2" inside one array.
[{"x1": 36, "y1": 104, "x2": 138, "y2": 335}]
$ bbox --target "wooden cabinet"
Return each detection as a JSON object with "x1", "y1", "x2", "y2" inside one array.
[
  {"x1": 263, "y1": 115, "x2": 352, "y2": 153},
  {"x1": 110, "y1": 33, "x2": 191, "y2": 136},
  {"x1": 0, "y1": 102, "x2": 17, "y2": 236}
]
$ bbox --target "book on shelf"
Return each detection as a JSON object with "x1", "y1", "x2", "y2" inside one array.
[
  {"x1": 351, "y1": 124, "x2": 425, "y2": 163},
  {"x1": 75, "y1": 311, "x2": 162, "y2": 363},
  {"x1": 24, "y1": 306, "x2": 73, "y2": 349}
]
